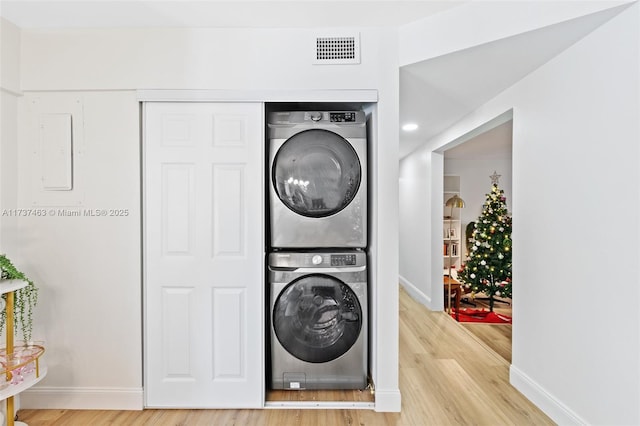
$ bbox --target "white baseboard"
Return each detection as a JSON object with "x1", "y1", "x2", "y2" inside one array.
[
  {"x1": 20, "y1": 387, "x2": 144, "y2": 410},
  {"x1": 21, "y1": 386, "x2": 398, "y2": 413},
  {"x1": 510, "y1": 365, "x2": 585, "y2": 425},
  {"x1": 374, "y1": 388, "x2": 401, "y2": 412},
  {"x1": 264, "y1": 401, "x2": 374, "y2": 410},
  {"x1": 399, "y1": 275, "x2": 431, "y2": 307}
]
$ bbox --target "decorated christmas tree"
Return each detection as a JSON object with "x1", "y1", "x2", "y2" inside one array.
[{"x1": 458, "y1": 172, "x2": 512, "y2": 311}]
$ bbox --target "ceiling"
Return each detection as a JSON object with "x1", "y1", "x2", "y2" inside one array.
[
  {"x1": 0, "y1": 1, "x2": 625, "y2": 160},
  {"x1": 0, "y1": 1, "x2": 465, "y2": 28},
  {"x1": 444, "y1": 120, "x2": 512, "y2": 161},
  {"x1": 399, "y1": 4, "x2": 627, "y2": 158}
]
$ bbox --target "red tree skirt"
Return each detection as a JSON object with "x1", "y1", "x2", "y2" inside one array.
[{"x1": 451, "y1": 308, "x2": 512, "y2": 324}]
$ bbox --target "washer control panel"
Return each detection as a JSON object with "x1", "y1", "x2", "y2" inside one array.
[
  {"x1": 330, "y1": 254, "x2": 357, "y2": 266},
  {"x1": 269, "y1": 251, "x2": 364, "y2": 268}
]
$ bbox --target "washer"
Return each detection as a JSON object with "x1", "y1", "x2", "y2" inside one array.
[
  {"x1": 268, "y1": 111, "x2": 367, "y2": 248},
  {"x1": 269, "y1": 250, "x2": 368, "y2": 390}
]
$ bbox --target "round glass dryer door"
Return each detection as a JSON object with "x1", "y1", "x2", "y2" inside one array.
[
  {"x1": 272, "y1": 129, "x2": 361, "y2": 218},
  {"x1": 273, "y1": 274, "x2": 363, "y2": 363}
]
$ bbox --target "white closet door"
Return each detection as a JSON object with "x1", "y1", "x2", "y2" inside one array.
[{"x1": 144, "y1": 102, "x2": 263, "y2": 408}]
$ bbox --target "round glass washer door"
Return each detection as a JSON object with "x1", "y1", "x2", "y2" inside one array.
[
  {"x1": 272, "y1": 129, "x2": 361, "y2": 218},
  {"x1": 273, "y1": 274, "x2": 363, "y2": 363}
]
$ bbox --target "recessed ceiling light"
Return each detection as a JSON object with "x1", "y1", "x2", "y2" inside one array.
[{"x1": 402, "y1": 123, "x2": 418, "y2": 132}]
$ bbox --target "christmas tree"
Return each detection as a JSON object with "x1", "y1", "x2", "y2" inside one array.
[{"x1": 458, "y1": 173, "x2": 512, "y2": 311}]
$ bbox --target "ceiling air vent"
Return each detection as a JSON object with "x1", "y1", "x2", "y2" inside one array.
[{"x1": 313, "y1": 33, "x2": 360, "y2": 65}]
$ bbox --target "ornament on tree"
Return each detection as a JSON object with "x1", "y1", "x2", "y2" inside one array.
[{"x1": 458, "y1": 175, "x2": 512, "y2": 311}]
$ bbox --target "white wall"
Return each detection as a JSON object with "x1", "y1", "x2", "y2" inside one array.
[
  {"x1": 0, "y1": 18, "x2": 20, "y2": 93},
  {"x1": 507, "y1": 7, "x2": 638, "y2": 422},
  {"x1": 399, "y1": 150, "x2": 443, "y2": 310},
  {"x1": 15, "y1": 26, "x2": 401, "y2": 410},
  {"x1": 398, "y1": 151, "x2": 430, "y2": 305},
  {"x1": 0, "y1": 18, "x2": 21, "y2": 254},
  {"x1": 364, "y1": 32, "x2": 401, "y2": 410},
  {"x1": 400, "y1": 3, "x2": 639, "y2": 424},
  {"x1": 16, "y1": 91, "x2": 142, "y2": 409},
  {"x1": 21, "y1": 27, "x2": 387, "y2": 91}
]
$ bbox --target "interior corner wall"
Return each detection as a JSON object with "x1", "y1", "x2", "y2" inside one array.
[
  {"x1": 1, "y1": 18, "x2": 21, "y2": 94},
  {"x1": 0, "y1": 18, "x2": 21, "y2": 256},
  {"x1": 401, "y1": 4, "x2": 639, "y2": 424},
  {"x1": 0, "y1": 92, "x2": 19, "y2": 254}
]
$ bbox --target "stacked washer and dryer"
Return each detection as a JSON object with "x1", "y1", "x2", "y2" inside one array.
[{"x1": 267, "y1": 110, "x2": 369, "y2": 390}]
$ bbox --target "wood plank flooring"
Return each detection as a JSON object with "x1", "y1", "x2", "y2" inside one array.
[
  {"x1": 458, "y1": 297, "x2": 513, "y2": 363},
  {"x1": 461, "y1": 322, "x2": 512, "y2": 363},
  {"x1": 18, "y1": 288, "x2": 552, "y2": 425}
]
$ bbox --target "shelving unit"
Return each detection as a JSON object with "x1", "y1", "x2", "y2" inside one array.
[
  {"x1": 443, "y1": 176, "x2": 462, "y2": 274},
  {"x1": 0, "y1": 280, "x2": 47, "y2": 426}
]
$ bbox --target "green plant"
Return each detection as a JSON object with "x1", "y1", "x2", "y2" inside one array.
[{"x1": 0, "y1": 254, "x2": 39, "y2": 342}]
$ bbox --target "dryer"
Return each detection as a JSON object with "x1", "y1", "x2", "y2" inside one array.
[
  {"x1": 268, "y1": 250, "x2": 368, "y2": 390},
  {"x1": 268, "y1": 111, "x2": 367, "y2": 248}
]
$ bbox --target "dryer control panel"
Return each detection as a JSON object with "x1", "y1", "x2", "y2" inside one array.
[
  {"x1": 268, "y1": 111, "x2": 366, "y2": 125},
  {"x1": 302, "y1": 111, "x2": 359, "y2": 123},
  {"x1": 330, "y1": 254, "x2": 357, "y2": 266}
]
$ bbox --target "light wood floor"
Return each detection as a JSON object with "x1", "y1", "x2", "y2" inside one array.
[
  {"x1": 459, "y1": 297, "x2": 513, "y2": 363},
  {"x1": 18, "y1": 288, "x2": 552, "y2": 425}
]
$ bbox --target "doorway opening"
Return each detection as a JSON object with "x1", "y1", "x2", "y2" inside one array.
[{"x1": 437, "y1": 112, "x2": 513, "y2": 363}]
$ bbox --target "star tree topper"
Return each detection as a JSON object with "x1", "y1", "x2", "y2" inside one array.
[{"x1": 490, "y1": 170, "x2": 501, "y2": 186}]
